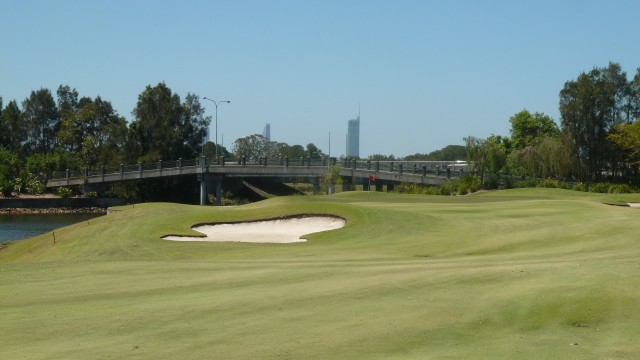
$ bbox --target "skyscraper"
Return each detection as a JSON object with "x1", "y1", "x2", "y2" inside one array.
[
  {"x1": 262, "y1": 123, "x2": 271, "y2": 140},
  {"x1": 346, "y1": 115, "x2": 360, "y2": 158}
]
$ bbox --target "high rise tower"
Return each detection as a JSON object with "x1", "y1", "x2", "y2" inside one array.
[
  {"x1": 346, "y1": 115, "x2": 360, "y2": 158},
  {"x1": 262, "y1": 123, "x2": 271, "y2": 140}
]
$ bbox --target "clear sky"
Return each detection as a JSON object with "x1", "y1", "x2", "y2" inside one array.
[{"x1": 1, "y1": 0, "x2": 639, "y2": 158}]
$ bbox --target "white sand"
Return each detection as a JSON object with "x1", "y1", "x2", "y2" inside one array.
[{"x1": 162, "y1": 216, "x2": 346, "y2": 243}]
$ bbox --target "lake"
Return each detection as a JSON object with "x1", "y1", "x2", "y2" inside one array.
[{"x1": 0, "y1": 214, "x2": 102, "y2": 243}]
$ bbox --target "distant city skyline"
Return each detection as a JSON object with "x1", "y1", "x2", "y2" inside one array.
[{"x1": 1, "y1": 1, "x2": 639, "y2": 157}]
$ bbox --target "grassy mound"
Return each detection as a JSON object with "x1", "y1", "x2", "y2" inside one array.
[{"x1": 2, "y1": 188, "x2": 640, "y2": 359}]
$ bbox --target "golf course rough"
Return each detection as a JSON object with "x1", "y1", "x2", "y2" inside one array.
[{"x1": 2, "y1": 188, "x2": 640, "y2": 359}]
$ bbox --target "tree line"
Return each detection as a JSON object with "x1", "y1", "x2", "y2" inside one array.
[
  {"x1": 465, "y1": 62, "x2": 640, "y2": 187},
  {"x1": 0, "y1": 82, "x2": 325, "y2": 198},
  {"x1": 2, "y1": 62, "x2": 639, "y2": 197}
]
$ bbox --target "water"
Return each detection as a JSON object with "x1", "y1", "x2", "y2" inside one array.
[{"x1": 0, "y1": 214, "x2": 102, "y2": 243}]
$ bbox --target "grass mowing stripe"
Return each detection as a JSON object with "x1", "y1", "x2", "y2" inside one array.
[{"x1": 2, "y1": 188, "x2": 640, "y2": 359}]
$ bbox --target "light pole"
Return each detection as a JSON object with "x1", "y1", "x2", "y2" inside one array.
[{"x1": 203, "y1": 97, "x2": 230, "y2": 162}]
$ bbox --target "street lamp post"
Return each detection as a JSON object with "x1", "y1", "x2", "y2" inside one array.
[{"x1": 203, "y1": 97, "x2": 230, "y2": 162}]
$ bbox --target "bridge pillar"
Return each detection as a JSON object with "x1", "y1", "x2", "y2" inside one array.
[
  {"x1": 199, "y1": 155, "x2": 207, "y2": 205},
  {"x1": 387, "y1": 183, "x2": 395, "y2": 192},
  {"x1": 341, "y1": 176, "x2": 353, "y2": 192},
  {"x1": 312, "y1": 177, "x2": 320, "y2": 195},
  {"x1": 375, "y1": 182, "x2": 383, "y2": 192}
]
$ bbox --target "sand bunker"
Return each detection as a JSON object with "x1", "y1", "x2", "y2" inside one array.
[{"x1": 162, "y1": 216, "x2": 345, "y2": 243}]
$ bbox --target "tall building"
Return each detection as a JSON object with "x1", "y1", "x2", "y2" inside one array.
[
  {"x1": 262, "y1": 123, "x2": 271, "y2": 140},
  {"x1": 346, "y1": 115, "x2": 360, "y2": 158}
]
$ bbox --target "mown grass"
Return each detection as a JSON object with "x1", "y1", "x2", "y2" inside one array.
[{"x1": 1, "y1": 188, "x2": 640, "y2": 359}]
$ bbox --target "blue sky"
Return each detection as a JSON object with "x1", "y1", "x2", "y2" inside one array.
[{"x1": 1, "y1": 0, "x2": 639, "y2": 158}]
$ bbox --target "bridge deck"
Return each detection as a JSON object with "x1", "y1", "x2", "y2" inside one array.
[{"x1": 46, "y1": 158, "x2": 466, "y2": 188}]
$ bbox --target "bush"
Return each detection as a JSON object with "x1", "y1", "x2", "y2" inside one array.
[
  {"x1": 515, "y1": 178, "x2": 538, "y2": 188},
  {"x1": 574, "y1": 182, "x2": 584, "y2": 192},
  {"x1": 484, "y1": 174, "x2": 500, "y2": 190},
  {"x1": 56, "y1": 187, "x2": 73, "y2": 198},
  {"x1": 588, "y1": 183, "x2": 610, "y2": 193},
  {"x1": 538, "y1": 178, "x2": 559, "y2": 188},
  {"x1": 438, "y1": 182, "x2": 456, "y2": 195},
  {"x1": 0, "y1": 177, "x2": 13, "y2": 197},
  {"x1": 609, "y1": 184, "x2": 634, "y2": 194},
  {"x1": 24, "y1": 173, "x2": 45, "y2": 195},
  {"x1": 457, "y1": 175, "x2": 480, "y2": 194}
]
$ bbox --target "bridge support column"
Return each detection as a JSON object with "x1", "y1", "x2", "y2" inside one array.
[
  {"x1": 213, "y1": 175, "x2": 224, "y2": 205},
  {"x1": 387, "y1": 183, "x2": 395, "y2": 192},
  {"x1": 341, "y1": 176, "x2": 354, "y2": 192},
  {"x1": 375, "y1": 182, "x2": 383, "y2": 192},
  {"x1": 363, "y1": 178, "x2": 371, "y2": 191},
  {"x1": 312, "y1": 177, "x2": 320, "y2": 195},
  {"x1": 204, "y1": 174, "x2": 224, "y2": 206},
  {"x1": 199, "y1": 175, "x2": 207, "y2": 205},
  {"x1": 199, "y1": 156, "x2": 207, "y2": 205}
]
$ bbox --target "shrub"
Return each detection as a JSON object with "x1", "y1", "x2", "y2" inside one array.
[
  {"x1": 13, "y1": 177, "x2": 22, "y2": 194},
  {"x1": 538, "y1": 178, "x2": 559, "y2": 188},
  {"x1": 0, "y1": 177, "x2": 12, "y2": 197},
  {"x1": 438, "y1": 182, "x2": 456, "y2": 195},
  {"x1": 24, "y1": 173, "x2": 45, "y2": 195},
  {"x1": 484, "y1": 174, "x2": 500, "y2": 190},
  {"x1": 57, "y1": 187, "x2": 73, "y2": 198},
  {"x1": 589, "y1": 183, "x2": 610, "y2": 193},
  {"x1": 515, "y1": 178, "x2": 538, "y2": 188},
  {"x1": 574, "y1": 182, "x2": 584, "y2": 192},
  {"x1": 457, "y1": 175, "x2": 480, "y2": 194},
  {"x1": 609, "y1": 184, "x2": 634, "y2": 194}
]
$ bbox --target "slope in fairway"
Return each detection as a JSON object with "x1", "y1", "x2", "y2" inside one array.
[{"x1": 1, "y1": 189, "x2": 640, "y2": 359}]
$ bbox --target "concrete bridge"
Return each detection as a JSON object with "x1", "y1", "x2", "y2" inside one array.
[{"x1": 46, "y1": 157, "x2": 468, "y2": 204}]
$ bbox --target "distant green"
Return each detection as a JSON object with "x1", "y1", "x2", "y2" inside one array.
[{"x1": 2, "y1": 189, "x2": 640, "y2": 359}]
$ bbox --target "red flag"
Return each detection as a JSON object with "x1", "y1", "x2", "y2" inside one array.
[{"x1": 369, "y1": 175, "x2": 376, "y2": 181}]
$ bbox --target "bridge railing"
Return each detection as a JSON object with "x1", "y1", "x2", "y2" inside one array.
[
  {"x1": 341, "y1": 159, "x2": 471, "y2": 179},
  {"x1": 48, "y1": 157, "x2": 471, "y2": 181}
]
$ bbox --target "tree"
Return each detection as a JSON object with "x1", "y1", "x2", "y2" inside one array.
[
  {"x1": 465, "y1": 136, "x2": 488, "y2": 181},
  {"x1": 181, "y1": 93, "x2": 211, "y2": 158},
  {"x1": 609, "y1": 121, "x2": 640, "y2": 164},
  {"x1": 57, "y1": 85, "x2": 79, "y2": 118},
  {"x1": 485, "y1": 135, "x2": 508, "y2": 175},
  {"x1": 559, "y1": 62, "x2": 632, "y2": 180},
  {"x1": 404, "y1": 145, "x2": 468, "y2": 161},
  {"x1": 282, "y1": 144, "x2": 305, "y2": 160},
  {"x1": 369, "y1": 154, "x2": 395, "y2": 161},
  {"x1": 57, "y1": 91, "x2": 128, "y2": 167},
  {"x1": 21, "y1": 88, "x2": 59, "y2": 154},
  {"x1": 129, "y1": 83, "x2": 209, "y2": 162},
  {"x1": 509, "y1": 110, "x2": 559, "y2": 150},
  {"x1": 1, "y1": 100, "x2": 26, "y2": 155},
  {"x1": 232, "y1": 134, "x2": 279, "y2": 161},
  {"x1": 305, "y1": 143, "x2": 325, "y2": 159}
]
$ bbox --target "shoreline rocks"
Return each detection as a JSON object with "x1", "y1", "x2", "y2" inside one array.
[{"x1": 0, "y1": 207, "x2": 107, "y2": 215}]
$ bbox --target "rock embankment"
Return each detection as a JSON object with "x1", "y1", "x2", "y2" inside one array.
[
  {"x1": 0, "y1": 197, "x2": 127, "y2": 213},
  {"x1": 0, "y1": 207, "x2": 107, "y2": 215}
]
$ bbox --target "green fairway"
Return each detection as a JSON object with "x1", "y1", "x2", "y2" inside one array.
[{"x1": 2, "y1": 189, "x2": 640, "y2": 359}]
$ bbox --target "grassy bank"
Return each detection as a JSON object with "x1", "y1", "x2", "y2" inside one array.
[{"x1": 1, "y1": 189, "x2": 640, "y2": 359}]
